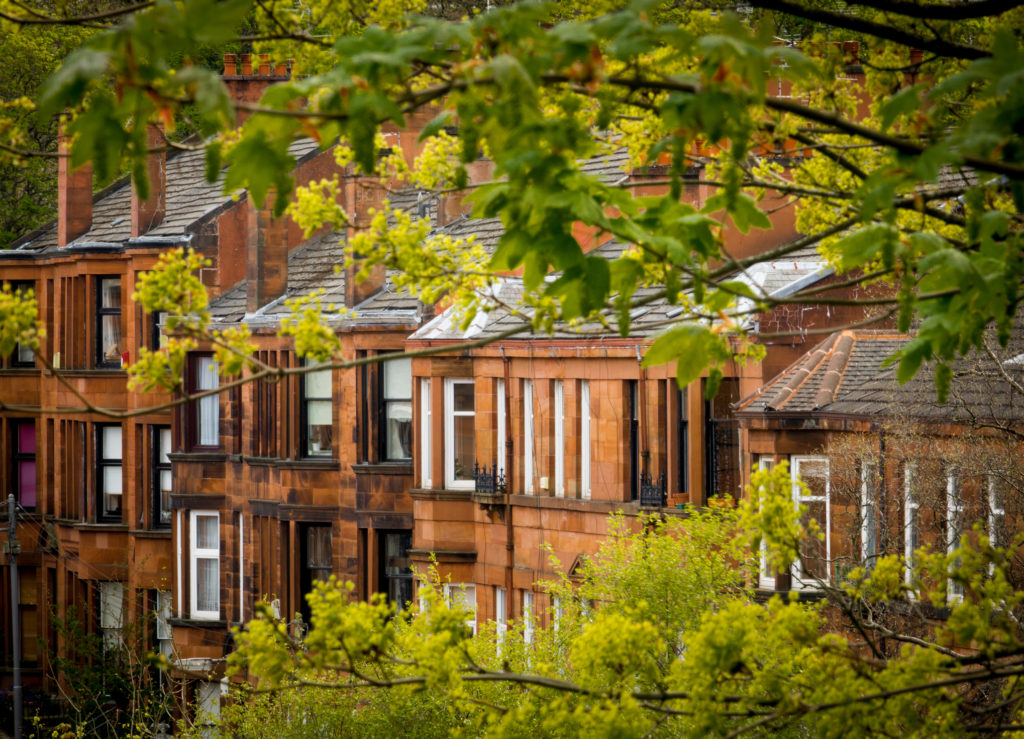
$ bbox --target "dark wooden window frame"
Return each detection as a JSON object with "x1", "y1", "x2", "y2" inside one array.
[
  {"x1": 152, "y1": 425, "x2": 172, "y2": 528},
  {"x1": 95, "y1": 276, "x2": 122, "y2": 369},
  {"x1": 96, "y1": 422, "x2": 123, "y2": 522}
]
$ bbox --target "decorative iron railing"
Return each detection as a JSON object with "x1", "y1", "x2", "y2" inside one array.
[
  {"x1": 474, "y1": 461, "x2": 506, "y2": 494},
  {"x1": 639, "y1": 471, "x2": 666, "y2": 507}
]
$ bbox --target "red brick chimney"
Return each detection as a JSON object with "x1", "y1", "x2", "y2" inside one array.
[
  {"x1": 222, "y1": 53, "x2": 291, "y2": 128},
  {"x1": 131, "y1": 123, "x2": 166, "y2": 237},
  {"x1": 57, "y1": 125, "x2": 92, "y2": 247},
  {"x1": 343, "y1": 176, "x2": 387, "y2": 308},
  {"x1": 246, "y1": 190, "x2": 289, "y2": 313}
]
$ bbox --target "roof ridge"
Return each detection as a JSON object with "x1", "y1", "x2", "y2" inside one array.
[
  {"x1": 765, "y1": 332, "x2": 840, "y2": 411},
  {"x1": 812, "y1": 330, "x2": 855, "y2": 409}
]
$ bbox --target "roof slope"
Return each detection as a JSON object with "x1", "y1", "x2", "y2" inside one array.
[{"x1": 10, "y1": 138, "x2": 319, "y2": 254}]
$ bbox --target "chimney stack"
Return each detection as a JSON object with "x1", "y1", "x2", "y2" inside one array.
[
  {"x1": 246, "y1": 190, "x2": 289, "y2": 313},
  {"x1": 222, "y1": 53, "x2": 291, "y2": 128},
  {"x1": 57, "y1": 125, "x2": 93, "y2": 247},
  {"x1": 131, "y1": 123, "x2": 166, "y2": 237}
]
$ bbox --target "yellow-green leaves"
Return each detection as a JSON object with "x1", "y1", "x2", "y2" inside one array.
[{"x1": 0, "y1": 283, "x2": 41, "y2": 361}]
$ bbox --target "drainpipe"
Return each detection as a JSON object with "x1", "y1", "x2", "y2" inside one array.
[
  {"x1": 636, "y1": 345, "x2": 649, "y2": 476},
  {"x1": 502, "y1": 348, "x2": 514, "y2": 623}
]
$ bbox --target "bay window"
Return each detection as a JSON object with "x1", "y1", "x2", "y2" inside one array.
[
  {"x1": 97, "y1": 423, "x2": 123, "y2": 521},
  {"x1": 189, "y1": 355, "x2": 219, "y2": 449},
  {"x1": 96, "y1": 276, "x2": 122, "y2": 368},
  {"x1": 14, "y1": 420, "x2": 36, "y2": 509},
  {"x1": 302, "y1": 362, "x2": 333, "y2": 457},
  {"x1": 153, "y1": 426, "x2": 172, "y2": 527},
  {"x1": 383, "y1": 357, "x2": 412, "y2": 461},
  {"x1": 444, "y1": 378, "x2": 475, "y2": 489},
  {"x1": 791, "y1": 456, "x2": 830, "y2": 587},
  {"x1": 190, "y1": 511, "x2": 220, "y2": 620}
]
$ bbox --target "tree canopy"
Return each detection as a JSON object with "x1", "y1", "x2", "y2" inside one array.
[{"x1": 3, "y1": 0, "x2": 1023, "y2": 399}]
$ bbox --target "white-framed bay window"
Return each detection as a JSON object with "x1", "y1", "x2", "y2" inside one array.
[
  {"x1": 791, "y1": 456, "x2": 830, "y2": 588},
  {"x1": 522, "y1": 590, "x2": 534, "y2": 644},
  {"x1": 756, "y1": 456, "x2": 775, "y2": 589},
  {"x1": 580, "y1": 381, "x2": 591, "y2": 500},
  {"x1": 946, "y1": 469, "x2": 964, "y2": 600},
  {"x1": 524, "y1": 380, "x2": 534, "y2": 494},
  {"x1": 420, "y1": 378, "x2": 431, "y2": 488},
  {"x1": 861, "y1": 461, "x2": 878, "y2": 568},
  {"x1": 444, "y1": 379, "x2": 475, "y2": 490},
  {"x1": 904, "y1": 463, "x2": 920, "y2": 587},
  {"x1": 443, "y1": 582, "x2": 477, "y2": 634},
  {"x1": 495, "y1": 586, "x2": 507, "y2": 650},
  {"x1": 190, "y1": 511, "x2": 220, "y2": 620},
  {"x1": 497, "y1": 378, "x2": 506, "y2": 477},
  {"x1": 554, "y1": 380, "x2": 565, "y2": 497}
]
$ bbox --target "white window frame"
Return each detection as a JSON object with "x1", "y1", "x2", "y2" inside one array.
[
  {"x1": 497, "y1": 379, "x2": 506, "y2": 477},
  {"x1": 189, "y1": 510, "x2": 220, "y2": 621},
  {"x1": 444, "y1": 378, "x2": 475, "y2": 490},
  {"x1": 904, "y1": 463, "x2": 919, "y2": 587},
  {"x1": 554, "y1": 380, "x2": 565, "y2": 497},
  {"x1": 989, "y1": 474, "x2": 1006, "y2": 546},
  {"x1": 196, "y1": 356, "x2": 219, "y2": 447},
  {"x1": 756, "y1": 456, "x2": 775, "y2": 589},
  {"x1": 524, "y1": 380, "x2": 534, "y2": 495},
  {"x1": 495, "y1": 586, "x2": 507, "y2": 650},
  {"x1": 791, "y1": 456, "x2": 830, "y2": 589},
  {"x1": 946, "y1": 469, "x2": 964, "y2": 601},
  {"x1": 155, "y1": 590, "x2": 173, "y2": 657},
  {"x1": 552, "y1": 595, "x2": 563, "y2": 632},
  {"x1": 443, "y1": 582, "x2": 477, "y2": 634},
  {"x1": 522, "y1": 590, "x2": 534, "y2": 644},
  {"x1": 99, "y1": 581, "x2": 124, "y2": 650},
  {"x1": 861, "y1": 461, "x2": 878, "y2": 568},
  {"x1": 580, "y1": 381, "x2": 591, "y2": 500},
  {"x1": 420, "y1": 378, "x2": 431, "y2": 488}
]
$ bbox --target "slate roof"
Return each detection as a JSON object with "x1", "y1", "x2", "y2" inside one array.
[
  {"x1": 410, "y1": 237, "x2": 833, "y2": 343},
  {"x1": 737, "y1": 327, "x2": 1024, "y2": 425},
  {"x1": 8, "y1": 138, "x2": 320, "y2": 254},
  {"x1": 577, "y1": 146, "x2": 631, "y2": 183}
]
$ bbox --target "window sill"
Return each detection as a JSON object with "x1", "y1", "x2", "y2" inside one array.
[
  {"x1": 352, "y1": 462, "x2": 413, "y2": 476},
  {"x1": 130, "y1": 528, "x2": 172, "y2": 538},
  {"x1": 52, "y1": 368, "x2": 127, "y2": 378},
  {"x1": 277, "y1": 457, "x2": 341, "y2": 471},
  {"x1": 72, "y1": 522, "x2": 129, "y2": 532},
  {"x1": 169, "y1": 451, "x2": 227, "y2": 462},
  {"x1": 169, "y1": 617, "x2": 231, "y2": 629},
  {"x1": 409, "y1": 488, "x2": 473, "y2": 502}
]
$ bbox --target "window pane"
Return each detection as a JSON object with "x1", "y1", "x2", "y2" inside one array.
[
  {"x1": 386, "y1": 401, "x2": 412, "y2": 460},
  {"x1": 101, "y1": 315, "x2": 122, "y2": 363},
  {"x1": 306, "y1": 400, "x2": 333, "y2": 455},
  {"x1": 17, "y1": 342, "x2": 33, "y2": 364},
  {"x1": 307, "y1": 526, "x2": 332, "y2": 570},
  {"x1": 159, "y1": 470, "x2": 172, "y2": 524},
  {"x1": 100, "y1": 278, "x2": 121, "y2": 309},
  {"x1": 103, "y1": 465, "x2": 123, "y2": 495},
  {"x1": 196, "y1": 515, "x2": 218, "y2": 550},
  {"x1": 196, "y1": 558, "x2": 219, "y2": 613},
  {"x1": 454, "y1": 415, "x2": 474, "y2": 480},
  {"x1": 197, "y1": 357, "x2": 218, "y2": 391},
  {"x1": 453, "y1": 382, "x2": 474, "y2": 413},
  {"x1": 102, "y1": 425, "x2": 123, "y2": 460},
  {"x1": 383, "y1": 357, "x2": 411, "y2": 400},
  {"x1": 159, "y1": 428, "x2": 172, "y2": 463},
  {"x1": 18, "y1": 422, "x2": 35, "y2": 454},
  {"x1": 305, "y1": 367, "x2": 331, "y2": 399},
  {"x1": 18, "y1": 460, "x2": 36, "y2": 508},
  {"x1": 799, "y1": 501, "x2": 828, "y2": 581},
  {"x1": 798, "y1": 460, "x2": 828, "y2": 498}
]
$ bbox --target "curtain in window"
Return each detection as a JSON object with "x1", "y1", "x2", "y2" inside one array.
[{"x1": 197, "y1": 358, "x2": 219, "y2": 446}]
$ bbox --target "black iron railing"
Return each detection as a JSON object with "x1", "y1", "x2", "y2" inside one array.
[
  {"x1": 639, "y1": 471, "x2": 666, "y2": 507},
  {"x1": 474, "y1": 462, "x2": 506, "y2": 494}
]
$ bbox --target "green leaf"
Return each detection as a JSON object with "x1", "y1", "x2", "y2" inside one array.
[{"x1": 879, "y1": 84, "x2": 925, "y2": 131}]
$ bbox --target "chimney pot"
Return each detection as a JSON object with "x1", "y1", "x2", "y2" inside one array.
[
  {"x1": 240, "y1": 53, "x2": 252, "y2": 75},
  {"x1": 258, "y1": 54, "x2": 271, "y2": 76},
  {"x1": 223, "y1": 53, "x2": 236, "y2": 76}
]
